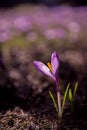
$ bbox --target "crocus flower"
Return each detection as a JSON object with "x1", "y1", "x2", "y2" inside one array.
[
  {"x1": 34, "y1": 51, "x2": 62, "y2": 118},
  {"x1": 33, "y1": 51, "x2": 59, "y2": 82}
]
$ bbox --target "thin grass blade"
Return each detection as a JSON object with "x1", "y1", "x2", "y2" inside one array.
[
  {"x1": 73, "y1": 82, "x2": 78, "y2": 97},
  {"x1": 49, "y1": 90, "x2": 58, "y2": 113},
  {"x1": 69, "y1": 88, "x2": 73, "y2": 102},
  {"x1": 62, "y1": 83, "x2": 70, "y2": 114},
  {"x1": 68, "y1": 88, "x2": 73, "y2": 110}
]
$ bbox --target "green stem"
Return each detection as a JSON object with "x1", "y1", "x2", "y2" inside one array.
[
  {"x1": 57, "y1": 91, "x2": 62, "y2": 119},
  {"x1": 56, "y1": 81, "x2": 62, "y2": 119}
]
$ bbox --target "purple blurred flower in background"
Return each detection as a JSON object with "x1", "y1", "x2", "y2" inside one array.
[
  {"x1": 14, "y1": 16, "x2": 32, "y2": 32},
  {"x1": 0, "y1": 19, "x2": 10, "y2": 31},
  {"x1": 34, "y1": 51, "x2": 59, "y2": 81},
  {"x1": 0, "y1": 31, "x2": 10, "y2": 42},
  {"x1": 43, "y1": 28, "x2": 66, "y2": 40}
]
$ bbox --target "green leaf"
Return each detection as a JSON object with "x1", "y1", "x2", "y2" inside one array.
[
  {"x1": 69, "y1": 88, "x2": 73, "y2": 103},
  {"x1": 62, "y1": 83, "x2": 70, "y2": 114},
  {"x1": 73, "y1": 82, "x2": 78, "y2": 97},
  {"x1": 49, "y1": 91, "x2": 58, "y2": 113},
  {"x1": 68, "y1": 88, "x2": 73, "y2": 110}
]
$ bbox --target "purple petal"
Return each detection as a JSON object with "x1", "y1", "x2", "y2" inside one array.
[
  {"x1": 51, "y1": 51, "x2": 59, "y2": 78},
  {"x1": 33, "y1": 61, "x2": 55, "y2": 80}
]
